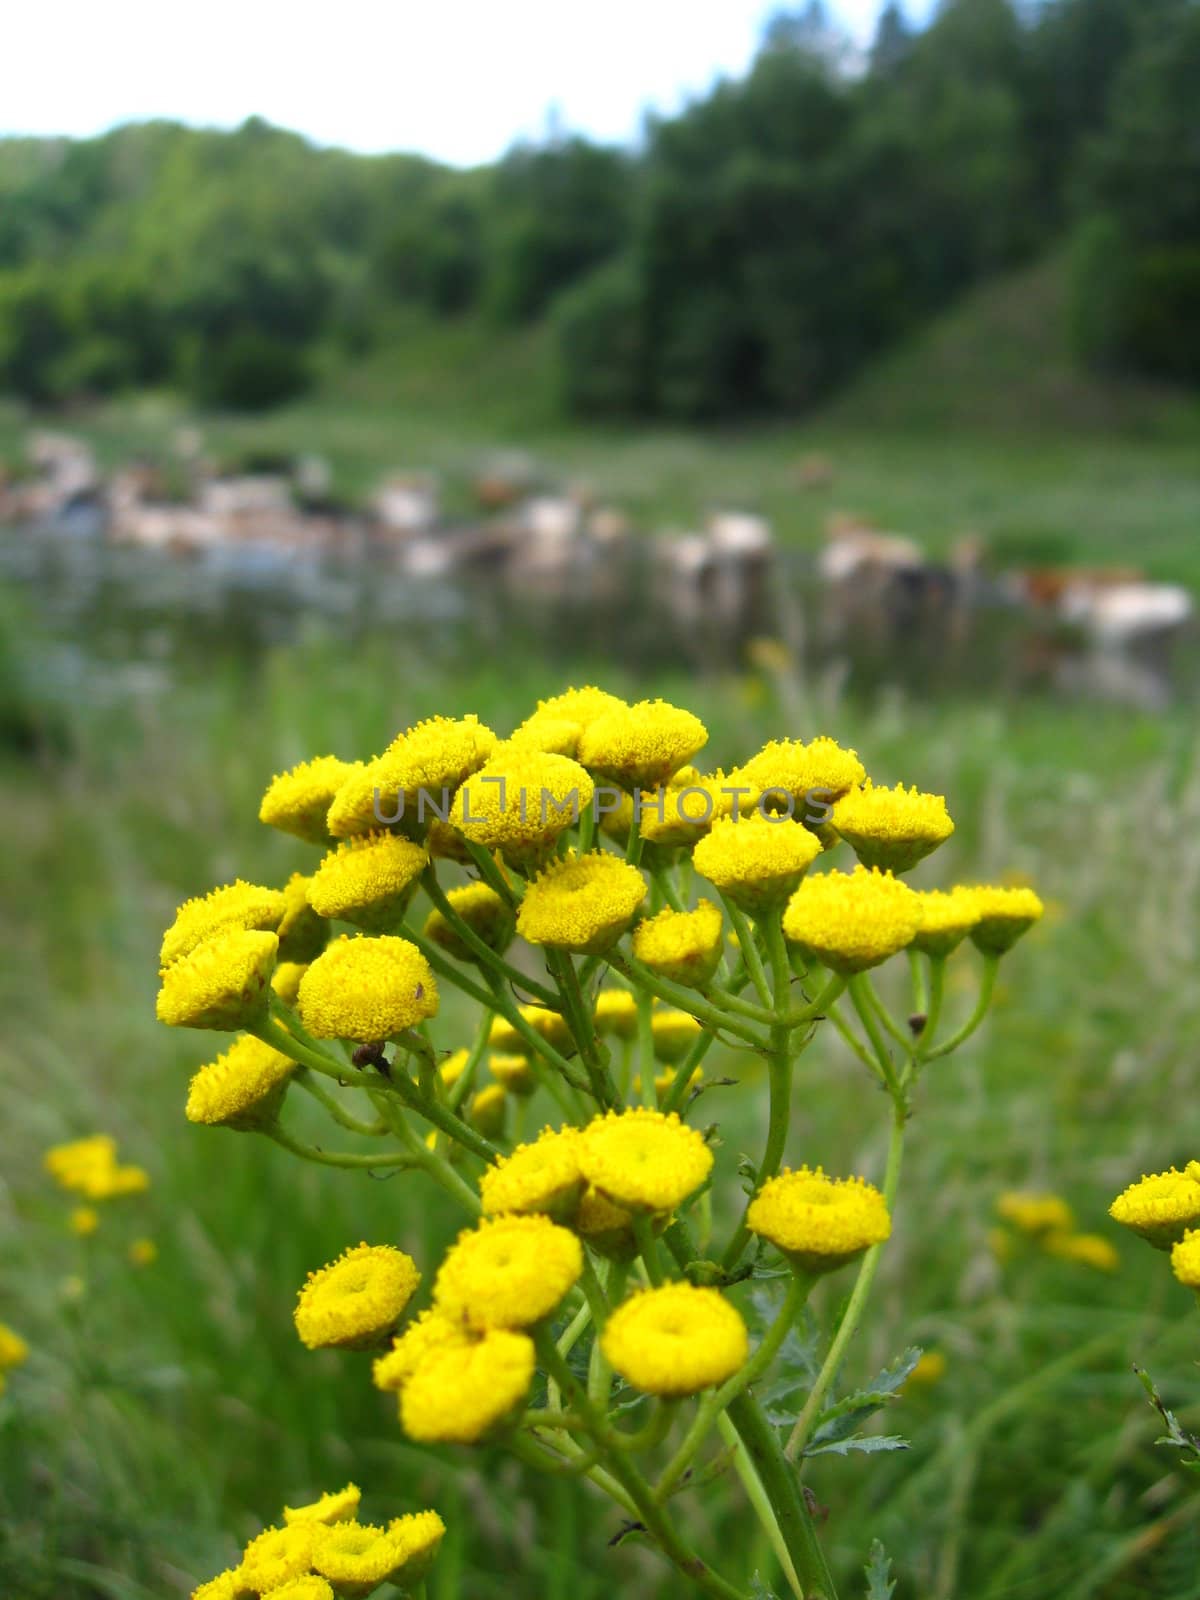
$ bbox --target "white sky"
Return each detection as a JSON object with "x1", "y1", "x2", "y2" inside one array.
[{"x1": 5, "y1": 1, "x2": 931, "y2": 167}]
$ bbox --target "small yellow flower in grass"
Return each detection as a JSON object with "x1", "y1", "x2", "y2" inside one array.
[
  {"x1": 69, "y1": 1206, "x2": 100, "y2": 1237},
  {"x1": 423, "y1": 882, "x2": 515, "y2": 963},
  {"x1": 469, "y1": 1083, "x2": 508, "y2": 1139},
  {"x1": 157, "y1": 930, "x2": 279, "y2": 1031},
  {"x1": 748, "y1": 1166, "x2": 891, "y2": 1274},
  {"x1": 633, "y1": 900, "x2": 724, "y2": 989},
  {"x1": 294, "y1": 1243, "x2": 421, "y2": 1350},
  {"x1": 129, "y1": 1238, "x2": 157, "y2": 1267},
  {"x1": 910, "y1": 887, "x2": 981, "y2": 958},
  {"x1": 1043, "y1": 1232, "x2": 1119, "y2": 1273},
  {"x1": 693, "y1": 815, "x2": 821, "y2": 913},
  {"x1": 650, "y1": 1009, "x2": 703, "y2": 1063},
  {"x1": 488, "y1": 1004, "x2": 572, "y2": 1055},
  {"x1": 579, "y1": 1106, "x2": 712, "y2": 1213},
  {"x1": 1110, "y1": 1166, "x2": 1200, "y2": 1249},
  {"x1": 512, "y1": 686, "x2": 629, "y2": 756},
  {"x1": 44, "y1": 1135, "x2": 149, "y2": 1200},
  {"x1": 479, "y1": 1127, "x2": 584, "y2": 1219},
  {"x1": 517, "y1": 850, "x2": 646, "y2": 954},
  {"x1": 283, "y1": 1484, "x2": 361, "y2": 1526},
  {"x1": 1171, "y1": 1229, "x2": 1200, "y2": 1290},
  {"x1": 240, "y1": 1524, "x2": 316, "y2": 1595},
  {"x1": 312, "y1": 1514, "x2": 445, "y2": 1599},
  {"x1": 449, "y1": 748, "x2": 595, "y2": 869},
  {"x1": 160, "y1": 881, "x2": 286, "y2": 970},
  {"x1": 738, "y1": 736, "x2": 866, "y2": 813},
  {"x1": 489, "y1": 1053, "x2": 536, "y2": 1096},
  {"x1": 373, "y1": 1309, "x2": 467, "y2": 1393},
  {"x1": 965, "y1": 886, "x2": 1045, "y2": 954},
  {"x1": 276, "y1": 874, "x2": 328, "y2": 964},
  {"x1": 602, "y1": 1283, "x2": 748, "y2": 1396},
  {"x1": 400, "y1": 1327, "x2": 536, "y2": 1443},
  {"x1": 576, "y1": 698, "x2": 707, "y2": 789},
  {"x1": 831, "y1": 782, "x2": 954, "y2": 873},
  {"x1": 298, "y1": 934, "x2": 437, "y2": 1043},
  {"x1": 434, "y1": 1214, "x2": 582, "y2": 1330},
  {"x1": 260, "y1": 756, "x2": 362, "y2": 845},
  {"x1": 308, "y1": 832, "x2": 427, "y2": 931},
  {"x1": 258, "y1": 1578, "x2": 332, "y2": 1600},
  {"x1": 593, "y1": 988, "x2": 638, "y2": 1039},
  {"x1": 272, "y1": 962, "x2": 307, "y2": 1006},
  {"x1": 0, "y1": 1324, "x2": 29, "y2": 1371},
  {"x1": 783, "y1": 867, "x2": 920, "y2": 974},
  {"x1": 995, "y1": 1191, "x2": 1075, "y2": 1237},
  {"x1": 186, "y1": 1035, "x2": 295, "y2": 1130}
]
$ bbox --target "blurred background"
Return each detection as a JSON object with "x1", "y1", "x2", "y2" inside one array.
[{"x1": 2, "y1": 2, "x2": 1200, "y2": 1597}]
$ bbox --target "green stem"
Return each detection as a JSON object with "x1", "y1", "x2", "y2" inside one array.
[
  {"x1": 726, "y1": 1392, "x2": 838, "y2": 1600},
  {"x1": 267, "y1": 1126, "x2": 417, "y2": 1171},
  {"x1": 422, "y1": 866, "x2": 556, "y2": 1005},
  {"x1": 720, "y1": 896, "x2": 772, "y2": 1006},
  {"x1": 917, "y1": 956, "x2": 946, "y2": 1056},
  {"x1": 295, "y1": 1072, "x2": 388, "y2": 1136},
  {"x1": 846, "y1": 974, "x2": 901, "y2": 1093},
  {"x1": 481, "y1": 968, "x2": 588, "y2": 1119},
  {"x1": 923, "y1": 952, "x2": 998, "y2": 1059},
  {"x1": 462, "y1": 837, "x2": 521, "y2": 905},
  {"x1": 716, "y1": 1411, "x2": 804, "y2": 1600},
  {"x1": 661, "y1": 1028, "x2": 717, "y2": 1114},
  {"x1": 859, "y1": 976, "x2": 914, "y2": 1052},
  {"x1": 607, "y1": 950, "x2": 770, "y2": 1050},
  {"x1": 824, "y1": 1002, "x2": 883, "y2": 1077},
  {"x1": 633, "y1": 1212, "x2": 666, "y2": 1285},
  {"x1": 446, "y1": 1008, "x2": 492, "y2": 1114},
  {"x1": 636, "y1": 986, "x2": 657, "y2": 1108}
]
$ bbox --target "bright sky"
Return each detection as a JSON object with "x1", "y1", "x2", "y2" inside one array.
[{"x1": 5, "y1": 1, "x2": 931, "y2": 167}]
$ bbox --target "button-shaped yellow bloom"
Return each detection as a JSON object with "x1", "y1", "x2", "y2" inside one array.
[
  {"x1": 574, "y1": 1184, "x2": 639, "y2": 1261},
  {"x1": 259, "y1": 755, "x2": 363, "y2": 845},
  {"x1": 637, "y1": 770, "x2": 755, "y2": 848},
  {"x1": 327, "y1": 715, "x2": 498, "y2": 839},
  {"x1": 468, "y1": 1083, "x2": 508, "y2": 1139},
  {"x1": 1172, "y1": 1228, "x2": 1200, "y2": 1289},
  {"x1": 433, "y1": 1215, "x2": 582, "y2": 1330},
  {"x1": 308, "y1": 832, "x2": 427, "y2": 932},
  {"x1": 45, "y1": 1135, "x2": 148, "y2": 1200},
  {"x1": 276, "y1": 873, "x2": 329, "y2": 963},
  {"x1": 488, "y1": 1004, "x2": 572, "y2": 1055},
  {"x1": 156, "y1": 930, "x2": 279, "y2": 1031},
  {"x1": 579, "y1": 1107, "x2": 712, "y2": 1212},
  {"x1": 633, "y1": 900, "x2": 724, "y2": 989},
  {"x1": 512, "y1": 685, "x2": 629, "y2": 757},
  {"x1": 190, "y1": 1569, "x2": 252, "y2": 1600},
  {"x1": 271, "y1": 961, "x2": 308, "y2": 1006},
  {"x1": 311, "y1": 1514, "x2": 445, "y2": 1599},
  {"x1": 995, "y1": 1190, "x2": 1075, "y2": 1237},
  {"x1": 423, "y1": 882, "x2": 515, "y2": 963},
  {"x1": 593, "y1": 988, "x2": 638, "y2": 1039},
  {"x1": 239, "y1": 1524, "x2": 317, "y2": 1595},
  {"x1": 1110, "y1": 1166, "x2": 1200, "y2": 1249},
  {"x1": 748, "y1": 1166, "x2": 891, "y2": 1274},
  {"x1": 910, "y1": 887, "x2": 981, "y2": 958},
  {"x1": 489, "y1": 1053, "x2": 537, "y2": 1097},
  {"x1": 160, "y1": 880, "x2": 286, "y2": 970},
  {"x1": 449, "y1": 748, "x2": 595, "y2": 870},
  {"x1": 693, "y1": 816, "x2": 821, "y2": 913},
  {"x1": 186, "y1": 1035, "x2": 295, "y2": 1131},
  {"x1": 297, "y1": 934, "x2": 437, "y2": 1042},
  {"x1": 282, "y1": 1484, "x2": 361, "y2": 1527},
  {"x1": 251, "y1": 1578, "x2": 332, "y2": 1600},
  {"x1": 1043, "y1": 1232, "x2": 1119, "y2": 1273},
  {"x1": 650, "y1": 1009, "x2": 703, "y2": 1063},
  {"x1": 517, "y1": 850, "x2": 646, "y2": 954},
  {"x1": 479, "y1": 1127, "x2": 584, "y2": 1219},
  {"x1": 964, "y1": 886, "x2": 1045, "y2": 954},
  {"x1": 601, "y1": 1283, "x2": 748, "y2": 1396},
  {"x1": 400, "y1": 1327, "x2": 536, "y2": 1444},
  {"x1": 738, "y1": 736, "x2": 866, "y2": 812},
  {"x1": 373, "y1": 1309, "x2": 467, "y2": 1394},
  {"x1": 294, "y1": 1243, "x2": 421, "y2": 1350},
  {"x1": 831, "y1": 782, "x2": 954, "y2": 873},
  {"x1": 783, "y1": 867, "x2": 920, "y2": 974},
  {"x1": 576, "y1": 697, "x2": 708, "y2": 789}
]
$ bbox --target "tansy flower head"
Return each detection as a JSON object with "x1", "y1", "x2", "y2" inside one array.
[
  {"x1": 186, "y1": 1035, "x2": 295, "y2": 1131},
  {"x1": 45, "y1": 1135, "x2": 148, "y2": 1200},
  {"x1": 747, "y1": 1166, "x2": 891, "y2": 1273},
  {"x1": 576, "y1": 698, "x2": 708, "y2": 790},
  {"x1": 783, "y1": 867, "x2": 920, "y2": 974},
  {"x1": 276, "y1": 874, "x2": 329, "y2": 964},
  {"x1": 516, "y1": 850, "x2": 646, "y2": 954},
  {"x1": 512, "y1": 686, "x2": 629, "y2": 756},
  {"x1": 1172, "y1": 1229, "x2": 1200, "y2": 1290},
  {"x1": 1043, "y1": 1232, "x2": 1119, "y2": 1273},
  {"x1": 239, "y1": 1524, "x2": 316, "y2": 1594},
  {"x1": 479, "y1": 1127, "x2": 583, "y2": 1219},
  {"x1": 637, "y1": 770, "x2": 754, "y2": 848},
  {"x1": 439, "y1": 1048, "x2": 469, "y2": 1088},
  {"x1": 650, "y1": 1009, "x2": 703, "y2": 1063},
  {"x1": 574, "y1": 1184, "x2": 639, "y2": 1261},
  {"x1": 965, "y1": 886, "x2": 1045, "y2": 954},
  {"x1": 737, "y1": 736, "x2": 866, "y2": 812},
  {"x1": 260, "y1": 756, "x2": 362, "y2": 845},
  {"x1": 283, "y1": 1484, "x2": 361, "y2": 1526},
  {"x1": 593, "y1": 988, "x2": 638, "y2": 1038},
  {"x1": 488, "y1": 1004, "x2": 571, "y2": 1055},
  {"x1": 489, "y1": 1053, "x2": 536, "y2": 1096},
  {"x1": 400, "y1": 1327, "x2": 535, "y2": 1443},
  {"x1": 602, "y1": 1283, "x2": 748, "y2": 1396},
  {"x1": 468, "y1": 1083, "x2": 508, "y2": 1139},
  {"x1": 423, "y1": 882, "x2": 515, "y2": 963},
  {"x1": 327, "y1": 716, "x2": 498, "y2": 840},
  {"x1": 831, "y1": 782, "x2": 954, "y2": 874},
  {"x1": 0, "y1": 1325, "x2": 29, "y2": 1371},
  {"x1": 160, "y1": 881, "x2": 286, "y2": 971},
  {"x1": 1110, "y1": 1166, "x2": 1200, "y2": 1249},
  {"x1": 434, "y1": 1214, "x2": 582, "y2": 1330},
  {"x1": 308, "y1": 832, "x2": 427, "y2": 932},
  {"x1": 373, "y1": 1309, "x2": 467, "y2": 1393},
  {"x1": 129, "y1": 1238, "x2": 157, "y2": 1267},
  {"x1": 190, "y1": 1571, "x2": 251, "y2": 1600},
  {"x1": 579, "y1": 1107, "x2": 712, "y2": 1213},
  {"x1": 312, "y1": 1515, "x2": 445, "y2": 1599},
  {"x1": 156, "y1": 930, "x2": 278, "y2": 1031},
  {"x1": 254, "y1": 1579, "x2": 332, "y2": 1600},
  {"x1": 272, "y1": 961, "x2": 307, "y2": 1006},
  {"x1": 911, "y1": 887, "x2": 981, "y2": 958},
  {"x1": 449, "y1": 748, "x2": 595, "y2": 870},
  {"x1": 633, "y1": 900, "x2": 724, "y2": 989},
  {"x1": 69, "y1": 1206, "x2": 100, "y2": 1236},
  {"x1": 693, "y1": 816, "x2": 821, "y2": 913},
  {"x1": 294, "y1": 1243, "x2": 420, "y2": 1350},
  {"x1": 297, "y1": 935, "x2": 437, "y2": 1042},
  {"x1": 995, "y1": 1191, "x2": 1075, "y2": 1237}
]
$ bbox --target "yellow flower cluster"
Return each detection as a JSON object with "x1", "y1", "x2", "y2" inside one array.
[
  {"x1": 576, "y1": 697, "x2": 707, "y2": 789},
  {"x1": 433, "y1": 1214, "x2": 583, "y2": 1330},
  {"x1": 160, "y1": 880, "x2": 286, "y2": 970},
  {"x1": 157, "y1": 928, "x2": 279, "y2": 1031},
  {"x1": 260, "y1": 756, "x2": 363, "y2": 845},
  {"x1": 632, "y1": 899, "x2": 724, "y2": 988},
  {"x1": 44, "y1": 1134, "x2": 150, "y2": 1201},
  {"x1": 579, "y1": 1107, "x2": 712, "y2": 1213},
  {"x1": 831, "y1": 782, "x2": 954, "y2": 874}
]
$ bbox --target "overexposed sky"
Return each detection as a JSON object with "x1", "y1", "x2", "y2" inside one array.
[{"x1": 6, "y1": 1, "x2": 931, "y2": 166}]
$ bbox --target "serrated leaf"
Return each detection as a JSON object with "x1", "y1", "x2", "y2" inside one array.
[
  {"x1": 806, "y1": 1346, "x2": 924, "y2": 1444},
  {"x1": 804, "y1": 1432, "x2": 909, "y2": 1458},
  {"x1": 864, "y1": 1540, "x2": 896, "y2": 1599}
]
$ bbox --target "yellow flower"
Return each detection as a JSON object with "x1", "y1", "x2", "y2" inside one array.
[
  {"x1": 272, "y1": 962, "x2": 308, "y2": 1006},
  {"x1": 327, "y1": 715, "x2": 498, "y2": 839},
  {"x1": 44, "y1": 1135, "x2": 149, "y2": 1200},
  {"x1": 1043, "y1": 1232, "x2": 1119, "y2": 1273},
  {"x1": 782, "y1": 867, "x2": 920, "y2": 974},
  {"x1": 448, "y1": 748, "x2": 595, "y2": 869},
  {"x1": 311, "y1": 1514, "x2": 445, "y2": 1599},
  {"x1": 400, "y1": 1327, "x2": 536, "y2": 1443},
  {"x1": 905, "y1": 1350, "x2": 947, "y2": 1390},
  {"x1": 283, "y1": 1484, "x2": 361, "y2": 1526},
  {"x1": 578, "y1": 1107, "x2": 712, "y2": 1213},
  {"x1": 129, "y1": 1238, "x2": 158, "y2": 1267},
  {"x1": 1172, "y1": 1229, "x2": 1200, "y2": 1289},
  {"x1": 297, "y1": 934, "x2": 437, "y2": 1042},
  {"x1": 650, "y1": 1009, "x2": 703, "y2": 1063},
  {"x1": 633, "y1": 900, "x2": 724, "y2": 988},
  {"x1": 831, "y1": 782, "x2": 954, "y2": 874},
  {"x1": 747, "y1": 1166, "x2": 891, "y2": 1273},
  {"x1": 479, "y1": 1127, "x2": 584, "y2": 1219},
  {"x1": 260, "y1": 755, "x2": 363, "y2": 845},
  {"x1": 276, "y1": 873, "x2": 329, "y2": 964},
  {"x1": 308, "y1": 832, "x2": 428, "y2": 932},
  {"x1": 186, "y1": 1035, "x2": 295, "y2": 1130},
  {"x1": 0, "y1": 1324, "x2": 29, "y2": 1371},
  {"x1": 69, "y1": 1206, "x2": 100, "y2": 1237},
  {"x1": 576, "y1": 698, "x2": 708, "y2": 789},
  {"x1": 160, "y1": 881, "x2": 286, "y2": 971},
  {"x1": 191, "y1": 1571, "x2": 251, "y2": 1600},
  {"x1": 294, "y1": 1243, "x2": 421, "y2": 1350},
  {"x1": 489, "y1": 1053, "x2": 537, "y2": 1096},
  {"x1": 156, "y1": 930, "x2": 279, "y2": 1031},
  {"x1": 256, "y1": 1578, "x2": 332, "y2": 1600},
  {"x1": 434, "y1": 1215, "x2": 582, "y2": 1330},
  {"x1": 636, "y1": 770, "x2": 755, "y2": 848},
  {"x1": 995, "y1": 1191, "x2": 1075, "y2": 1237},
  {"x1": 1110, "y1": 1166, "x2": 1200, "y2": 1249},
  {"x1": 633, "y1": 1065, "x2": 704, "y2": 1105},
  {"x1": 439, "y1": 1048, "x2": 470, "y2": 1089},
  {"x1": 910, "y1": 887, "x2": 981, "y2": 958},
  {"x1": 423, "y1": 882, "x2": 515, "y2": 962},
  {"x1": 516, "y1": 850, "x2": 646, "y2": 954},
  {"x1": 373, "y1": 1309, "x2": 467, "y2": 1393},
  {"x1": 468, "y1": 1083, "x2": 508, "y2": 1139},
  {"x1": 602, "y1": 1284, "x2": 748, "y2": 1396},
  {"x1": 574, "y1": 1184, "x2": 638, "y2": 1261},
  {"x1": 512, "y1": 686, "x2": 629, "y2": 756},
  {"x1": 737, "y1": 736, "x2": 866, "y2": 812},
  {"x1": 240, "y1": 1524, "x2": 316, "y2": 1594},
  {"x1": 693, "y1": 816, "x2": 822, "y2": 913},
  {"x1": 593, "y1": 988, "x2": 638, "y2": 1039},
  {"x1": 964, "y1": 886, "x2": 1045, "y2": 954},
  {"x1": 488, "y1": 1004, "x2": 572, "y2": 1055}
]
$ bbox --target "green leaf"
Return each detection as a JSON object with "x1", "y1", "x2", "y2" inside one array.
[
  {"x1": 805, "y1": 1432, "x2": 909, "y2": 1458},
  {"x1": 803, "y1": 1346, "x2": 923, "y2": 1444},
  {"x1": 864, "y1": 1540, "x2": 896, "y2": 1600}
]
